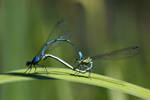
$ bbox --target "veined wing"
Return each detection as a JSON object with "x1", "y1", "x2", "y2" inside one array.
[
  {"x1": 91, "y1": 46, "x2": 140, "y2": 60},
  {"x1": 47, "y1": 20, "x2": 71, "y2": 41},
  {"x1": 36, "y1": 20, "x2": 71, "y2": 57},
  {"x1": 46, "y1": 20, "x2": 71, "y2": 50}
]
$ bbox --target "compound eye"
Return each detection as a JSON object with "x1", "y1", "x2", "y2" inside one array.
[
  {"x1": 26, "y1": 61, "x2": 31, "y2": 66},
  {"x1": 75, "y1": 58, "x2": 79, "y2": 61}
]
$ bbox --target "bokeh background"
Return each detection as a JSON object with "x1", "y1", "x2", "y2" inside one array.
[{"x1": 0, "y1": 0, "x2": 150, "y2": 100}]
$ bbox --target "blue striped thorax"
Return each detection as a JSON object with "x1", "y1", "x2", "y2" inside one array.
[{"x1": 32, "y1": 56, "x2": 41, "y2": 63}]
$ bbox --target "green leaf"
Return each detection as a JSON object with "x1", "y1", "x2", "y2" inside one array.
[{"x1": 0, "y1": 67, "x2": 150, "y2": 100}]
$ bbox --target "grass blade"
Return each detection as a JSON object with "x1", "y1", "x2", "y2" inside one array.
[{"x1": 0, "y1": 68, "x2": 149, "y2": 100}]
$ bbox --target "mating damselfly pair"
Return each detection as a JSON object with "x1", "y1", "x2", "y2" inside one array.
[{"x1": 26, "y1": 20, "x2": 140, "y2": 75}]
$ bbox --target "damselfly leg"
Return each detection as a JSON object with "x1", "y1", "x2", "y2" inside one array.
[{"x1": 24, "y1": 65, "x2": 32, "y2": 73}]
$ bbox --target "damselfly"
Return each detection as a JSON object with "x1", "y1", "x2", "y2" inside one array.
[
  {"x1": 25, "y1": 20, "x2": 82, "y2": 73},
  {"x1": 74, "y1": 46, "x2": 140, "y2": 73}
]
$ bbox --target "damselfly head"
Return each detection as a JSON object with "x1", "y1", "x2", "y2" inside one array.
[
  {"x1": 26, "y1": 56, "x2": 40, "y2": 66},
  {"x1": 83, "y1": 57, "x2": 92, "y2": 63},
  {"x1": 78, "y1": 57, "x2": 92, "y2": 65},
  {"x1": 26, "y1": 61, "x2": 32, "y2": 66}
]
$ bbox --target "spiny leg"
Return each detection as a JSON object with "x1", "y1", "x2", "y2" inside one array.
[
  {"x1": 88, "y1": 68, "x2": 93, "y2": 79},
  {"x1": 41, "y1": 65, "x2": 48, "y2": 74},
  {"x1": 24, "y1": 67, "x2": 30, "y2": 73},
  {"x1": 44, "y1": 66, "x2": 48, "y2": 74},
  {"x1": 33, "y1": 65, "x2": 37, "y2": 73},
  {"x1": 37, "y1": 64, "x2": 48, "y2": 74},
  {"x1": 74, "y1": 70, "x2": 79, "y2": 75},
  {"x1": 73, "y1": 64, "x2": 81, "y2": 75},
  {"x1": 24, "y1": 65, "x2": 32, "y2": 73},
  {"x1": 28, "y1": 65, "x2": 32, "y2": 73}
]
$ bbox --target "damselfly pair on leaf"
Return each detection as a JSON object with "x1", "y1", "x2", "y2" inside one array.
[{"x1": 25, "y1": 20, "x2": 140, "y2": 74}]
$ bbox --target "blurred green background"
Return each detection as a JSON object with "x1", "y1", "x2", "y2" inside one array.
[{"x1": 0, "y1": 0, "x2": 150, "y2": 100}]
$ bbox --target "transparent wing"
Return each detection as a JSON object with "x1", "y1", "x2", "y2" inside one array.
[
  {"x1": 47, "y1": 20, "x2": 71, "y2": 41},
  {"x1": 36, "y1": 20, "x2": 71, "y2": 57},
  {"x1": 46, "y1": 20, "x2": 71, "y2": 50},
  {"x1": 91, "y1": 46, "x2": 140, "y2": 60}
]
